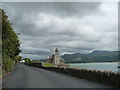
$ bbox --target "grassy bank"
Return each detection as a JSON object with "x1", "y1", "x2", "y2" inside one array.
[{"x1": 42, "y1": 62, "x2": 54, "y2": 67}]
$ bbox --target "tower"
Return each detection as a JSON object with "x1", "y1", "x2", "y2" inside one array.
[
  {"x1": 46, "y1": 48, "x2": 65, "y2": 66},
  {"x1": 55, "y1": 48, "x2": 59, "y2": 55}
]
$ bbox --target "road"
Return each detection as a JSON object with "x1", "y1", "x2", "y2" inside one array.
[{"x1": 2, "y1": 64, "x2": 110, "y2": 88}]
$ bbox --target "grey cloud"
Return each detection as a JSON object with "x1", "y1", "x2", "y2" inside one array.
[
  {"x1": 3, "y1": 2, "x2": 101, "y2": 37},
  {"x1": 3, "y1": 2, "x2": 101, "y2": 16},
  {"x1": 22, "y1": 50, "x2": 51, "y2": 56},
  {"x1": 2, "y1": 2, "x2": 118, "y2": 59}
]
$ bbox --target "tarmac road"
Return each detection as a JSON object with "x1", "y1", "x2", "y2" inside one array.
[{"x1": 2, "y1": 64, "x2": 110, "y2": 88}]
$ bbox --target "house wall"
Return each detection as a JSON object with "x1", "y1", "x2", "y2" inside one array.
[{"x1": 53, "y1": 55, "x2": 61, "y2": 65}]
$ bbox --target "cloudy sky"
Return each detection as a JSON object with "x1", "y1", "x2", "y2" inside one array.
[{"x1": 2, "y1": 2, "x2": 118, "y2": 59}]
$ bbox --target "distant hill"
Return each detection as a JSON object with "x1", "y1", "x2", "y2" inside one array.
[
  {"x1": 62, "y1": 50, "x2": 119, "y2": 63},
  {"x1": 39, "y1": 59, "x2": 46, "y2": 62}
]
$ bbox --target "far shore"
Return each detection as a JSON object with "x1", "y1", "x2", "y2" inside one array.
[{"x1": 65, "y1": 61, "x2": 119, "y2": 64}]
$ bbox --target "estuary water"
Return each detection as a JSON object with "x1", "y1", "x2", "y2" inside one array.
[{"x1": 69, "y1": 62, "x2": 119, "y2": 72}]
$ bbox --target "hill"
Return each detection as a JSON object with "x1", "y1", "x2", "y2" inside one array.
[{"x1": 62, "y1": 50, "x2": 119, "y2": 63}]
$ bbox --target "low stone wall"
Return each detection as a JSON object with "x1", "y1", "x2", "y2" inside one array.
[
  {"x1": 42, "y1": 67, "x2": 120, "y2": 87},
  {"x1": 24, "y1": 62, "x2": 42, "y2": 68},
  {"x1": 25, "y1": 63, "x2": 120, "y2": 87}
]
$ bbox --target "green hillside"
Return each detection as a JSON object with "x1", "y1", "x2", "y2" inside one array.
[{"x1": 62, "y1": 50, "x2": 119, "y2": 63}]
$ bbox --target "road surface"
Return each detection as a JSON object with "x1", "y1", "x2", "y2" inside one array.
[{"x1": 2, "y1": 64, "x2": 110, "y2": 88}]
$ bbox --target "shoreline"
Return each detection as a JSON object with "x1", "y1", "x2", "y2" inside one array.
[
  {"x1": 67, "y1": 62, "x2": 119, "y2": 73},
  {"x1": 66, "y1": 61, "x2": 119, "y2": 64}
]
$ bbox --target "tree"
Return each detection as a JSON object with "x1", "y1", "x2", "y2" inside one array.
[
  {"x1": 24, "y1": 58, "x2": 31, "y2": 63},
  {"x1": 14, "y1": 56, "x2": 22, "y2": 63},
  {"x1": 1, "y1": 9, "x2": 21, "y2": 72}
]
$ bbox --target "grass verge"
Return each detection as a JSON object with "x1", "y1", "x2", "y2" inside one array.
[{"x1": 43, "y1": 62, "x2": 54, "y2": 67}]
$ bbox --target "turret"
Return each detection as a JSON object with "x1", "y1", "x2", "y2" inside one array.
[{"x1": 55, "y1": 48, "x2": 59, "y2": 55}]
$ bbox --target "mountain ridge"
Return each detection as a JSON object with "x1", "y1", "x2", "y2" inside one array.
[{"x1": 62, "y1": 50, "x2": 119, "y2": 63}]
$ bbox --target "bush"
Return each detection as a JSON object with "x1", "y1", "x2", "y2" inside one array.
[{"x1": 2, "y1": 55, "x2": 15, "y2": 72}]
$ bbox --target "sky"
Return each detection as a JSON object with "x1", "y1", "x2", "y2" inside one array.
[{"x1": 2, "y1": 2, "x2": 118, "y2": 59}]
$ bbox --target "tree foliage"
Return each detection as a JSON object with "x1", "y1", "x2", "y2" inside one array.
[
  {"x1": 24, "y1": 58, "x2": 31, "y2": 63},
  {"x1": 23, "y1": 58, "x2": 41, "y2": 63},
  {"x1": 1, "y1": 9, "x2": 21, "y2": 72}
]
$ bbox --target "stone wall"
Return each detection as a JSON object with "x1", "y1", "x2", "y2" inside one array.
[
  {"x1": 25, "y1": 63, "x2": 120, "y2": 87},
  {"x1": 41, "y1": 67, "x2": 119, "y2": 87},
  {"x1": 24, "y1": 62, "x2": 42, "y2": 68}
]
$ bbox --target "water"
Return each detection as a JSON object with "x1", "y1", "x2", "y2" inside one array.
[{"x1": 69, "y1": 62, "x2": 119, "y2": 72}]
